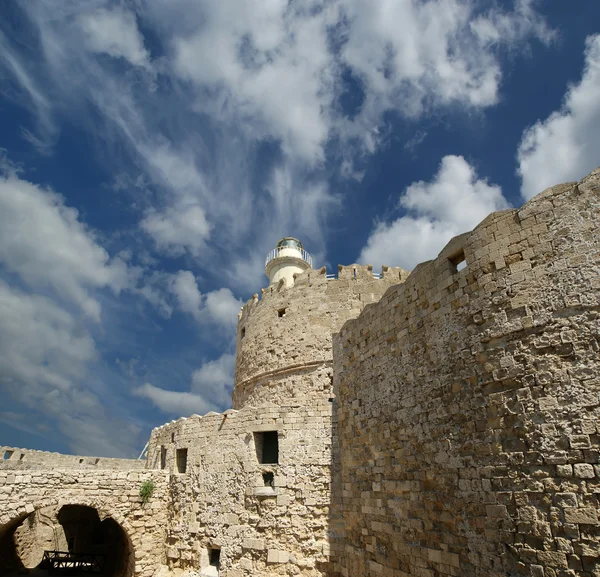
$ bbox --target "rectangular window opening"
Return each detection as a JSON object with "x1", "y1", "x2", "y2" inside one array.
[
  {"x1": 171, "y1": 432, "x2": 175, "y2": 443},
  {"x1": 3, "y1": 450, "x2": 14, "y2": 460},
  {"x1": 160, "y1": 446, "x2": 167, "y2": 470},
  {"x1": 209, "y1": 548, "x2": 221, "y2": 568},
  {"x1": 240, "y1": 327, "x2": 246, "y2": 339},
  {"x1": 449, "y1": 250, "x2": 467, "y2": 273},
  {"x1": 262, "y1": 472, "x2": 274, "y2": 487},
  {"x1": 254, "y1": 431, "x2": 279, "y2": 464},
  {"x1": 278, "y1": 308, "x2": 286, "y2": 318},
  {"x1": 176, "y1": 448, "x2": 188, "y2": 474}
]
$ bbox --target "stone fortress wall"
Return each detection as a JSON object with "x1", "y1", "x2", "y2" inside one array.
[
  {"x1": 0, "y1": 446, "x2": 146, "y2": 471},
  {"x1": 332, "y1": 169, "x2": 600, "y2": 577},
  {"x1": 0, "y1": 467, "x2": 169, "y2": 577},
  {"x1": 0, "y1": 168, "x2": 598, "y2": 577},
  {"x1": 234, "y1": 264, "x2": 409, "y2": 408},
  {"x1": 146, "y1": 403, "x2": 335, "y2": 576}
]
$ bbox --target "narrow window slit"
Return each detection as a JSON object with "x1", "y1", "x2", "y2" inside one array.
[{"x1": 209, "y1": 548, "x2": 221, "y2": 568}]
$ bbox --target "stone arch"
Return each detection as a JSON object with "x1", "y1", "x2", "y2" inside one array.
[{"x1": 0, "y1": 497, "x2": 136, "y2": 577}]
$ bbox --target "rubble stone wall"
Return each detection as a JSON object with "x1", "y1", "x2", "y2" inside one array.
[
  {"x1": 0, "y1": 446, "x2": 145, "y2": 471},
  {"x1": 332, "y1": 169, "x2": 600, "y2": 577},
  {"x1": 0, "y1": 468, "x2": 169, "y2": 577},
  {"x1": 146, "y1": 402, "x2": 336, "y2": 577},
  {"x1": 234, "y1": 264, "x2": 409, "y2": 409}
]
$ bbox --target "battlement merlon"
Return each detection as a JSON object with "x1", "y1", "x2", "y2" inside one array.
[{"x1": 237, "y1": 263, "x2": 411, "y2": 322}]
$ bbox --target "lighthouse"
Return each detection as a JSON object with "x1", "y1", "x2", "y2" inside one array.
[{"x1": 265, "y1": 237, "x2": 312, "y2": 287}]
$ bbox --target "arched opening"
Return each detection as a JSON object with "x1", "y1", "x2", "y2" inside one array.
[{"x1": 0, "y1": 505, "x2": 133, "y2": 577}]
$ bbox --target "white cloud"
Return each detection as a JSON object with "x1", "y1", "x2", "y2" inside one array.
[
  {"x1": 141, "y1": 204, "x2": 211, "y2": 256},
  {"x1": 0, "y1": 281, "x2": 96, "y2": 392},
  {"x1": 191, "y1": 353, "x2": 235, "y2": 407},
  {"x1": 134, "y1": 383, "x2": 215, "y2": 416},
  {"x1": 518, "y1": 34, "x2": 600, "y2": 200},
  {"x1": 5, "y1": 0, "x2": 554, "y2": 270},
  {"x1": 0, "y1": 30, "x2": 55, "y2": 150},
  {"x1": 169, "y1": 270, "x2": 242, "y2": 329},
  {"x1": 0, "y1": 165, "x2": 133, "y2": 320},
  {"x1": 77, "y1": 7, "x2": 151, "y2": 68},
  {"x1": 135, "y1": 352, "x2": 234, "y2": 416},
  {"x1": 0, "y1": 280, "x2": 140, "y2": 457},
  {"x1": 359, "y1": 155, "x2": 510, "y2": 269}
]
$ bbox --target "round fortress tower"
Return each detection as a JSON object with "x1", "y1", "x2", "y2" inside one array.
[
  {"x1": 233, "y1": 238, "x2": 410, "y2": 409},
  {"x1": 265, "y1": 237, "x2": 312, "y2": 287}
]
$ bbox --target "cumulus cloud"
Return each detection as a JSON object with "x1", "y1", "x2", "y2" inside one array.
[
  {"x1": 77, "y1": 7, "x2": 151, "y2": 68},
  {"x1": 134, "y1": 383, "x2": 215, "y2": 417},
  {"x1": 135, "y1": 352, "x2": 235, "y2": 416},
  {"x1": 169, "y1": 270, "x2": 242, "y2": 329},
  {"x1": 0, "y1": 165, "x2": 132, "y2": 320},
  {"x1": 141, "y1": 205, "x2": 211, "y2": 256},
  {"x1": 359, "y1": 155, "x2": 510, "y2": 270},
  {"x1": 0, "y1": 280, "x2": 140, "y2": 456},
  {"x1": 191, "y1": 353, "x2": 235, "y2": 407},
  {"x1": 3, "y1": 0, "x2": 554, "y2": 270},
  {"x1": 518, "y1": 34, "x2": 600, "y2": 200}
]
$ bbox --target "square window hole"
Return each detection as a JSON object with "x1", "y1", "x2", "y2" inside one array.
[
  {"x1": 254, "y1": 431, "x2": 279, "y2": 464},
  {"x1": 449, "y1": 250, "x2": 467, "y2": 273},
  {"x1": 3, "y1": 450, "x2": 13, "y2": 460},
  {"x1": 176, "y1": 448, "x2": 188, "y2": 474},
  {"x1": 262, "y1": 472, "x2": 274, "y2": 487},
  {"x1": 278, "y1": 308, "x2": 286, "y2": 318}
]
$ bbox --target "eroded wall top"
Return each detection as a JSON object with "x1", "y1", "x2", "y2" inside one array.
[
  {"x1": 332, "y1": 169, "x2": 600, "y2": 577},
  {"x1": 0, "y1": 446, "x2": 146, "y2": 471},
  {"x1": 233, "y1": 264, "x2": 409, "y2": 408}
]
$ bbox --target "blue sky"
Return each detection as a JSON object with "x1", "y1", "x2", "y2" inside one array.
[{"x1": 0, "y1": 0, "x2": 599, "y2": 457}]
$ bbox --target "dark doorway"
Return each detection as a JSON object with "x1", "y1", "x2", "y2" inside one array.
[{"x1": 0, "y1": 505, "x2": 132, "y2": 577}]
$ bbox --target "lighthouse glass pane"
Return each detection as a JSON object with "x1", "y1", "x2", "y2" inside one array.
[{"x1": 276, "y1": 239, "x2": 301, "y2": 250}]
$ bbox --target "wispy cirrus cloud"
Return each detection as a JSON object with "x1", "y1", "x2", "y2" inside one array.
[{"x1": 0, "y1": 0, "x2": 558, "y2": 454}]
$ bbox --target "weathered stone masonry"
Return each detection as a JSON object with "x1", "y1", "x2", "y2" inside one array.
[
  {"x1": 333, "y1": 169, "x2": 600, "y2": 577},
  {"x1": 1, "y1": 168, "x2": 599, "y2": 577}
]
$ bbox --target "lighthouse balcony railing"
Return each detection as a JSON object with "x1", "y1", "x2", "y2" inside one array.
[{"x1": 265, "y1": 247, "x2": 313, "y2": 268}]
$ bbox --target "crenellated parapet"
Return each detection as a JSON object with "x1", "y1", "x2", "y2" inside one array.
[{"x1": 233, "y1": 263, "x2": 410, "y2": 409}]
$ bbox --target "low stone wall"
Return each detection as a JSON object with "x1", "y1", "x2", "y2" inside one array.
[
  {"x1": 147, "y1": 402, "x2": 336, "y2": 576},
  {"x1": 0, "y1": 446, "x2": 146, "y2": 471},
  {"x1": 333, "y1": 170, "x2": 600, "y2": 576},
  {"x1": 0, "y1": 468, "x2": 169, "y2": 577}
]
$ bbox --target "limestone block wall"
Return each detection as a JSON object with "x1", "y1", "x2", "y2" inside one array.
[
  {"x1": 333, "y1": 169, "x2": 600, "y2": 577},
  {"x1": 234, "y1": 264, "x2": 409, "y2": 409},
  {"x1": 0, "y1": 468, "x2": 169, "y2": 577},
  {"x1": 146, "y1": 402, "x2": 336, "y2": 577},
  {"x1": 0, "y1": 446, "x2": 146, "y2": 471}
]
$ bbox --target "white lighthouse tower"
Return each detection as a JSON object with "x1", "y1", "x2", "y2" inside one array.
[{"x1": 265, "y1": 237, "x2": 312, "y2": 287}]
